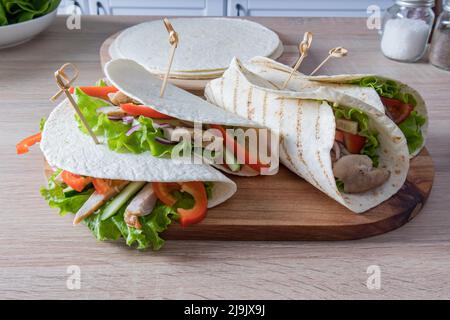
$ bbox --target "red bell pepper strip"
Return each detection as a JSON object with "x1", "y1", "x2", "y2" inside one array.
[
  {"x1": 380, "y1": 97, "x2": 413, "y2": 124},
  {"x1": 209, "y1": 124, "x2": 268, "y2": 172},
  {"x1": 177, "y1": 182, "x2": 208, "y2": 227},
  {"x1": 61, "y1": 171, "x2": 92, "y2": 192},
  {"x1": 153, "y1": 181, "x2": 208, "y2": 227},
  {"x1": 69, "y1": 86, "x2": 118, "y2": 100},
  {"x1": 153, "y1": 182, "x2": 181, "y2": 207},
  {"x1": 16, "y1": 132, "x2": 41, "y2": 154},
  {"x1": 92, "y1": 178, "x2": 126, "y2": 195},
  {"x1": 120, "y1": 103, "x2": 173, "y2": 119}
]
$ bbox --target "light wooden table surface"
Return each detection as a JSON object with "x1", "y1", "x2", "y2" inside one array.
[{"x1": 1, "y1": 16, "x2": 449, "y2": 300}]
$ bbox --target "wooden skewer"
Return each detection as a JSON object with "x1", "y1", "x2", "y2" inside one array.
[
  {"x1": 281, "y1": 31, "x2": 313, "y2": 89},
  {"x1": 52, "y1": 63, "x2": 100, "y2": 145},
  {"x1": 50, "y1": 64, "x2": 79, "y2": 101},
  {"x1": 309, "y1": 46, "x2": 348, "y2": 76},
  {"x1": 160, "y1": 18, "x2": 179, "y2": 98}
]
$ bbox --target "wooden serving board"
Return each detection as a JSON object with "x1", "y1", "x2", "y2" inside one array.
[{"x1": 45, "y1": 148, "x2": 434, "y2": 241}]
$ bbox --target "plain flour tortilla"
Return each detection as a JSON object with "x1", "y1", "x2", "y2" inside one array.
[
  {"x1": 40, "y1": 100, "x2": 237, "y2": 208},
  {"x1": 110, "y1": 18, "x2": 282, "y2": 75},
  {"x1": 205, "y1": 58, "x2": 410, "y2": 213}
]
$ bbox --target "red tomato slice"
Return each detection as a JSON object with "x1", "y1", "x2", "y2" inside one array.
[
  {"x1": 177, "y1": 182, "x2": 208, "y2": 227},
  {"x1": 61, "y1": 171, "x2": 92, "y2": 192},
  {"x1": 380, "y1": 97, "x2": 413, "y2": 124},
  {"x1": 92, "y1": 178, "x2": 125, "y2": 195},
  {"x1": 69, "y1": 86, "x2": 118, "y2": 100},
  {"x1": 16, "y1": 132, "x2": 41, "y2": 154},
  {"x1": 335, "y1": 130, "x2": 344, "y2": 143},
  {"x1": 120, "y1": 103, "x2": 173, "y2": 119},
  {"x1": 153, "y1": 182, "x2": 181, "y2": 206},
  {"x1": 343, "y1": 132, "x2": 366, "y2": 154},
  {"x1": 209, "y1": 124, "x2": 268, "y2": 172}
]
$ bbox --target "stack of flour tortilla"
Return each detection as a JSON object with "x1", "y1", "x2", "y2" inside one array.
[{"x1": 109, "y1": 18, "x2": 283, "y2": 80}]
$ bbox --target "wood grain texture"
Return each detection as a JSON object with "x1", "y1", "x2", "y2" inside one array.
[{"x1": 1, "y1": 16, "x2": 450, "y2": 300}]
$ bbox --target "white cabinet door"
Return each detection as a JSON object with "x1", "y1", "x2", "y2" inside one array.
[
  {"x1": 58, "y1": 0, "x2": 90, "y2": 15},
  {"x1": 90, "y1": 0, "x2": 225, "y2": 16},
  {"x1": 228, "y1": 0, "x2": 392, "y2": 17}
]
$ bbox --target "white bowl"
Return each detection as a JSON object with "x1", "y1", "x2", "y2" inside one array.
[{"x1": 0, "y1": 9, "x2": 57, "y2": 49}]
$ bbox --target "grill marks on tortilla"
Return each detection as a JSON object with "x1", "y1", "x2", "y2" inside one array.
[
  {"x1": 220, "y1": 78, "x2": 226, "y2": 111},
  {"x1": 233, "y1": 69, "x2": 240, "y2": 113},
  {"x1": 295, "y1": 100, "x2": 321, "y2": 189},
  {"x1": 247, "y1": 86, "x2": 255, "y2": 120},
  {"x1": 206, "y1": 84, "x2": 218, "y2": 107},
  {"x1": 278, "y1": 98, "x2": 298, "y2": 173},
  {"x1": 262, "y1": 91, "x2": 268, "y2": 126}
]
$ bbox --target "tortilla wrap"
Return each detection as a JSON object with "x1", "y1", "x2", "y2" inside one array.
[
  {"x1": 205, "y1": 58, "x2": 410, "y2": 213},
  {"x1": 104, "y1": 58, "x2": 279, "y2": 176},
  {"x1": 247, "y1": 56, "x2": 427, "y2": 157},
  {"x1": 110, "y1": 18, "x2": 282, "y2": 76},
  {"x1": 40, "y1": 100, "x2": 237, "y2": 208}
]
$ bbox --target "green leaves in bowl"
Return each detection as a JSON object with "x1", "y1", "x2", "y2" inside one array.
[{"x1": 0, "y1": 0, "x2": 61, "y2": 26}]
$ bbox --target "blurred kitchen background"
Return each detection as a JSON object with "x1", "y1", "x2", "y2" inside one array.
[{"x1": 58, "y1": 0, "x2": 442, "y2": 17}]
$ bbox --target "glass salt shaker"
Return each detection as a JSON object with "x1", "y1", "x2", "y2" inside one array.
[
  {"x1": 429, "y1": 0, "x2": 450, "y2": 70},
  {"x1": 381, "y1": 0, "x2": 435, "y2": 62}
]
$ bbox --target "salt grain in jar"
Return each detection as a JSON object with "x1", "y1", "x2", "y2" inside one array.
[{"x1": 381, "y1": 0, "x2": 435, "y2": 62}]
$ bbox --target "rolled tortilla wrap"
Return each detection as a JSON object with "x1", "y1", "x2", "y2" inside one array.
[
  {"x1": 104, "y1": 58, "x2": 279, "y2": 176},
  {"x1": 40, "y1": 100, "x2": 237, "y2": 208},
  {"x1": 205, "y1": 58, "x2": 410, "y2": 213}
]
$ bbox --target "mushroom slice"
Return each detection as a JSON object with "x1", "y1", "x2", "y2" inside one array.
[
  {"x1": 124, "y1": 183, "x2": 157, "y2": 229},
  {"x1": 97, "y1": 106, "x2": 128, "y2": 118},
  {"x1": 73, "y1": 181, "x2": 129, "y2": 225},
  {"x1": 108, "y1": 91, "x2": 139, "y2": 105},
  {"x1": 333, "y1": 154, "x2": 390, "y2": 194}
]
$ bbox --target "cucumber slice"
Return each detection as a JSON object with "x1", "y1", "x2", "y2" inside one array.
[
  {"x1": 64, "y1": 185, "x2": 93, "y2": 197},
  {"x1": 336, "y1": 118, "x2": 358, "y2": 135},
  {"x1": 224, "y1": 147, "x2": 241, "y2": 172},
  {"x1": 100, "y1": 181, "x2": 146, "y2": 221},
  {"x1": 63, "y1": 186, "x2": 77, "y2": 197}
]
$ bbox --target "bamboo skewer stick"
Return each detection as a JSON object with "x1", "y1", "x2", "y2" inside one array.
[
  {"x1": 160, "y1": 18, "x2": 179, "y2": 98},
  {"x1": 281, "y1": 31, "x2": 313, "y2": 89},
  {"x1": 309, "y1": 46, "x2": 348, "y2": 76},
  {"x1": 52, "y1": 63, "x2": 100, "y2": 145},
  {"x1": 50, "y1": 65, "x2": 78, "y2": 101}
]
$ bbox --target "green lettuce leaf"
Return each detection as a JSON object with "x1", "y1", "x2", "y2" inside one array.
[
  {"x1": 95, "y1": 78, "x2": 108, "y2": 87},
  {"x1": 204, "y1": 181, "x2": 214, "y2": 199},
  {"x1": 352, "y1": 76, "x2": 417, "y2": 107},
  {"x1": 112, "y1": 202, "x2": 178, "y2": 250},
  {"x1": 0, "y1": 2, "x2": 7, "y2": 26},
  {"x1": 333, "y1": 105, "x2": 380, "y2": 167},
  {"x1": 0, "y1": 0, "x2": 60, "y2": 25},
  {"x1": 353, "y1": 77, "x2": 424, "y2": 153},
  {"x1": 398, "y1": 111, "x2": 426, "y2": 154},
  {"x1": 74, "y1": 88, "x2": 174, "y2": 156},
  {"x1": 40, "y1": 170, "x2": 94, "y2": 216},
  {"x1": 84, "y1": 211, "x2": 122, "y2": 241},
  {"x1": 335, "y1": 178, "x2": 345, "y2": 193},
  {"x1": 39, "y1": 117, "x2": 46, "y2": 132}
]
